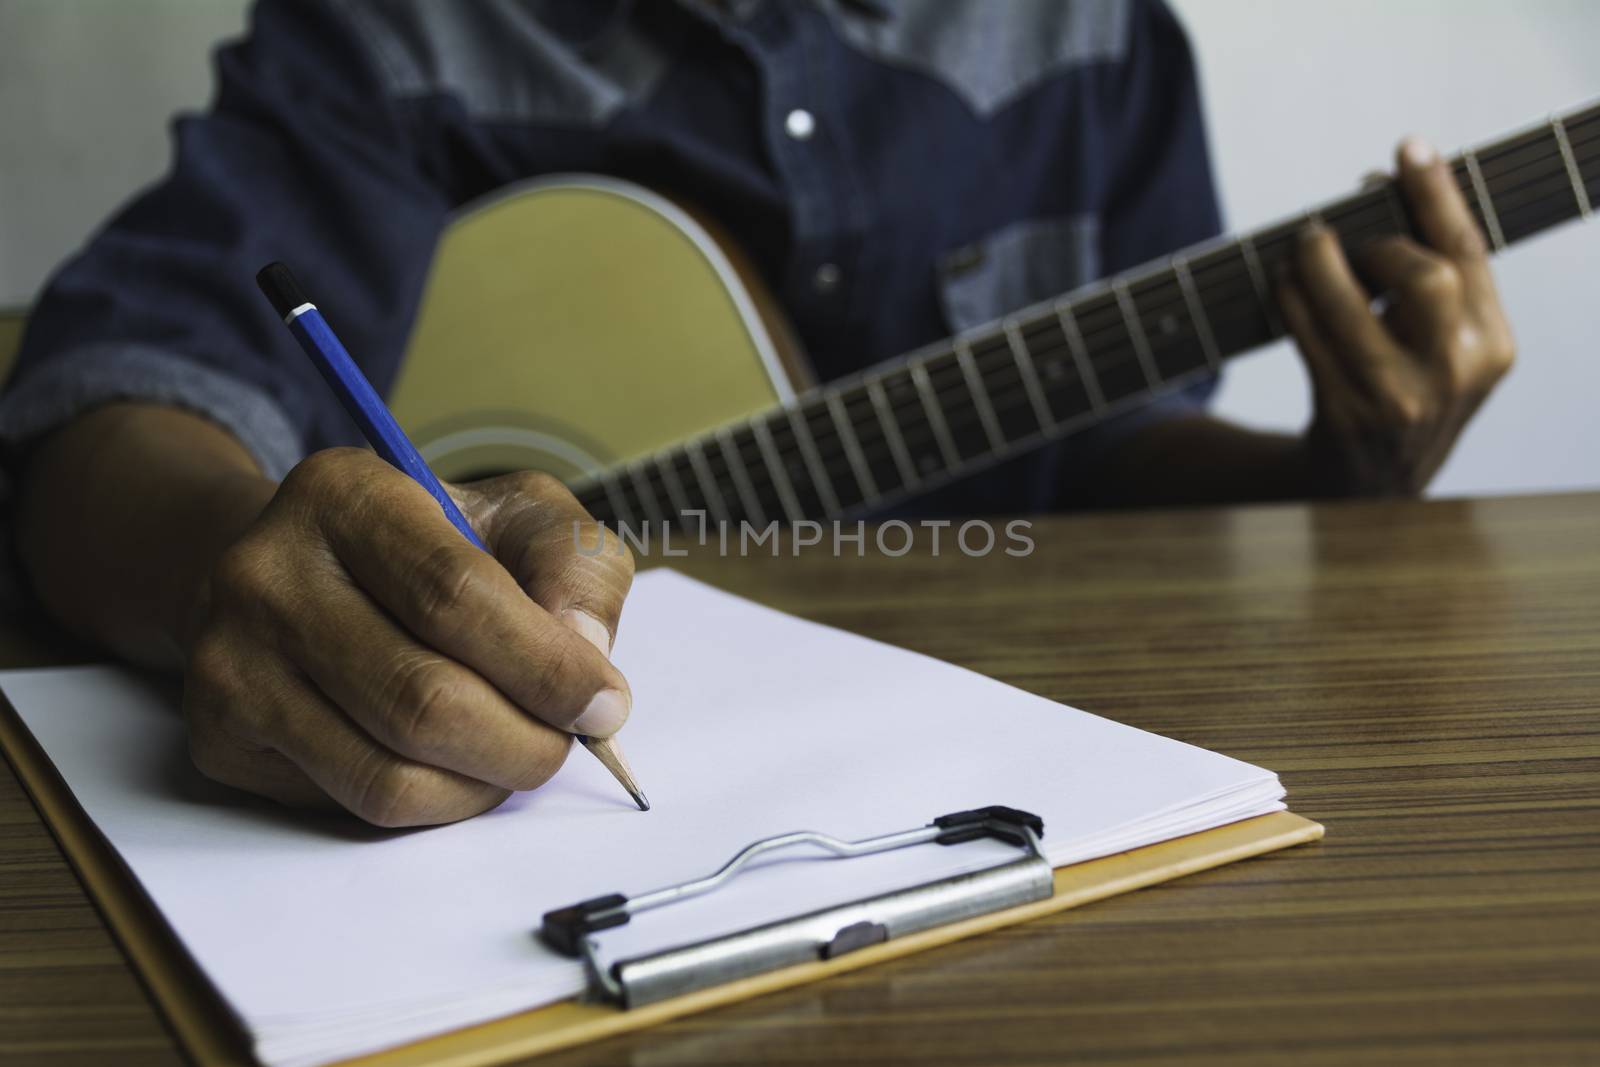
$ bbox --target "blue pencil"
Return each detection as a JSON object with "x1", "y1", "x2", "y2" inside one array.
[
  {"x1": 254, "y1": 262, "x2": 648, "y2": 811},
  {"x1": 255, "y1": 262, "x2": 486, "y2": 550}
]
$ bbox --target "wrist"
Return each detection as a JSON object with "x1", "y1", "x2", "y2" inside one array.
[
  {"x1": 16, "y1": 404, "x2": 278, "y2": 668},
  {"x1": 1300, "y1": 419, "x2": 1421, "y2": 499},
  {"x1": 172, "y1": 468, "x2": 279, "y2": 658}
]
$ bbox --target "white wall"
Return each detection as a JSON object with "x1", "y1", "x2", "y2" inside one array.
[
  {"x1": 1, "y1": 0, "x2": 1595, "y2": 496},
  {"x1": 1172, "y1": 0, "x2": 1600, "y2": 496},
  {"x1": 0, "y1": 0, "x2": 250, "y2": 306}
]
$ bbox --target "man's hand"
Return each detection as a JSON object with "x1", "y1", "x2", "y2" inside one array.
[
  {"x1": 1280, "y1": 137, "x2": 1516, "y2": 496},
  {"x1": 183, "y1": 448, "x2": 633, "y2": 827}
]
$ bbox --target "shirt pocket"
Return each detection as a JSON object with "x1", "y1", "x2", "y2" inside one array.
[{"x1": 936, "y1": 215, "x2": 1100, "y2": 336}]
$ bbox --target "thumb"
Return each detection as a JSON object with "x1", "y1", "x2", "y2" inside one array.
[{"x1": 454, "y1": 470, "x2": 635, "y2": 649}]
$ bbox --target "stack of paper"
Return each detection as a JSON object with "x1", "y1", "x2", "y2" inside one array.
[{"x1": 1, "y1": 570, "x2": 1286, "y2": 1067}]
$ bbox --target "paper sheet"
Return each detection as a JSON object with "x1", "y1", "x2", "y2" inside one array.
[{"x1": 2, "y1": 569, "x2": 1283, "y2": 1067}]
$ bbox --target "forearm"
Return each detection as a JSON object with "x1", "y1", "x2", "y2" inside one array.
[
  {"x1": 1081, "y1": 414, "x2": 1318, "y2": 508},
  {"x1": 14, "y1": 403, "x2": 278, "y2": 669}
]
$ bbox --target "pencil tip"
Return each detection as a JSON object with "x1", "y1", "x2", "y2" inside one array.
[{"x1": 574, "y1": 734, "x2": 649, "y2": 811}]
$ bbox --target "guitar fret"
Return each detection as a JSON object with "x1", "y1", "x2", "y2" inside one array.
[
  {"x1": 1551, "y1": 115, "x2": 1593, "y2": 219},
  {"x1": 685, "y1": 440, "x2": 730, "y2": 526},
  {"x1": 751, "y1": 418, "x2": 803, "y2": 523},
  {"x1": 1111, "y1": 278, "x2": 1161, "y2": 388},
  {"x1": 656, "y1": 453, "x2": 692, "y2": 517},
  {"x1": 1002, "y1": 320, "x2": 1057, "y2": 432},
  {"x1": 788, "y1": 407, "x2": 842, "y2": 516},
  {"x1": 627, "y1": 461, "x2": 664, "y2": 526},
  {"x1": 1238, "y1": 234, "x2": 1285, "y2": 335},
  {"x1": 1171, "y1": 257, "x2": 1221, "y2": 371},
  {"x1": 910, "y1": 362, "x2": 962, "y2": 471},
  {"x1": 866, "y1": 378, "x2": 922, "y2": 488},
  {"x1": 920, "y1": 354, "x2": 990, "y2": 461},
  {"x1": 1462, "y1": 147, "x2": 1507, "y2": 251},
  {"x1": 717, "y1": 429, "x2": 766, "y2": 526},
  {"x1": 954, "y1": 338, "x2": 1007, "y2": 452},
  {"x1": 1378, "y1": 180, "x2": 1410, "y2": 237},
  {"x1": 601, "y1": 474, "x2": 635, "y2": 532},
  {"x1": 826, "y1": 391, "x2": 880, "y2": 503},
  {"x1": 1053, "y1": 302, "x2": 1106, "y2": 414}
]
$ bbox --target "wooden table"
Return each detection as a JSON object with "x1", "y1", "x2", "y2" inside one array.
[{"x1": 4, "y1": 493, "x2": 1598, "y2": 1065}]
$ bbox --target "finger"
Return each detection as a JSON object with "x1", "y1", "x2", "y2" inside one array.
[
  {"x1": 1356, "y1": 236, "x2": 1462, "y2": 343},
  {"x1": 186, "y1": 629, "x2": 330, "y2": 808},
  {"x1": 269, "y1": 677, "x2": 510, "y2": 827},
  {"x1": 1292, "y1": 224, "x2": 1398, "y2": 372},
  {"x1": 193, "y1": 738, "x2": 335, "y2": 811},
  {"x1": 462, "y1": 470, "x2": 635, "y2": 654},
  {"x1": 275, "y1": 568, "x2": 574, "y2": 792},
  {"x1": 290, "y1": 451, "x2": 631, "y2": 737},
  {"x1": 1279, "y1": 275, "x2": 1355, "y2": 406},
  {"x1": 1395, "y1": 137, "x2": 1496, "y2": 302},
  {"x1": 186, "y1": 672, "x2": 332, "y2": 810},
  {"x1": 186, "y1": 639, "x2": 508, "y2": 825}
]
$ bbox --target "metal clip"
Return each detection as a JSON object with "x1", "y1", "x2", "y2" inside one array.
[{"x1": 538, "y1": 806, "x2": 1051, "y2": 1009}]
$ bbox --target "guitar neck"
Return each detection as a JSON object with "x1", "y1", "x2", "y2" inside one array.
[{"x1": 578, "y1": 103, "x2": 1600, "y2": 529}]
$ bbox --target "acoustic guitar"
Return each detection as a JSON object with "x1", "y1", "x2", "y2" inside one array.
[{"x1": 386, "y1": 103, "x2": 1599, "y2": 529}]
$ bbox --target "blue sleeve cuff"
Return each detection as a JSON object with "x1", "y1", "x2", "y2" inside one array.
[{"x1": 0, "y1": 343, "x2": 303, "y2": 479}]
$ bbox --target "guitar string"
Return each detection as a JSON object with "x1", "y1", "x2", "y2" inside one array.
[
  {"x1": 715, "y1": 144, "x2": 1569, "y2": 495},
  {"x1": 760, "y1": 166, "x2": 1530, "y2": 496},
  {"x1": 629, "y1": 147, "x2": 1592, "y2": 520},
  {"x1": 612, "y1": 143, "x2": 1590, "y2": 521},
  {"x1": 670, "y1": 196, "x2": 1420, "y2": 516},
  {"x1": 601, "y1": 131, "x2": 1600, "y2": 524},
  {"x1": 759, "y1": 186, "x2": 1404, "y2": 490},
  {"x1": 595, "y1": 130, "x2": 1597, "y2": 519},
  {"x1": 771, "y1": 132, "x2": 1597, "y2": 485}
]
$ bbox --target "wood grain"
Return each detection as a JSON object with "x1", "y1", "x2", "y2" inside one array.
[{"x1": 3, "y1": 492, "x2": 1598, "y2": 1065}]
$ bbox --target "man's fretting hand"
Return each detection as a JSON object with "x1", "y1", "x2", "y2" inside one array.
[
  {"x1": 1280, "y1": 137, "x2": 1516, "y2": 497},
  {"x1": 183, "y1": 448, "x2": 634, "y2": 826}
]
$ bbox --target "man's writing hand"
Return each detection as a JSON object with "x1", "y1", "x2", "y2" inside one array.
[
  {"x1": 183, "y1": 448, "x2": 634, "y2": 826},
  {"x1": 1279, "y1": 137, "x2": 1516, "y2": 496}
]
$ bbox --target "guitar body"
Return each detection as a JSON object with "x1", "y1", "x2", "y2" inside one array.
[{"x1": 389, "y1": 175, "x2": 796, "y2": 483}]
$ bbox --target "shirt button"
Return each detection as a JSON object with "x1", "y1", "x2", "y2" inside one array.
[
  {"x1": 784, "y1": 108, "x2": 816, "y2": 141},
  {"x1": 813, "y1": 263, "x2": 841, "y2": 293}
]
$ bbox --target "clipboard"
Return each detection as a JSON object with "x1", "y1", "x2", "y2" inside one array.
[{"x1": 0, "y1": 690, "x2": 1324, "y2": 1066}]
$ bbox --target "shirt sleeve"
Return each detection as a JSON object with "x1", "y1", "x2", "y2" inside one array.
[
  {"x1": 1051, "y1": 0, "x2": 1224, "y2": 505},
  {"x1": 0, "y1": 0, "x2": 449, "y2": 480}
]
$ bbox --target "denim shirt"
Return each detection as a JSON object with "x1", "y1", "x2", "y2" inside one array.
[{"x1": 0, "y1": 0, "x2": 1221, "y2": 516}]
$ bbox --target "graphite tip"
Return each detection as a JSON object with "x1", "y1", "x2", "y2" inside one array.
[{"x1": 575, "y1": 735, "x2": 650, "y2": 812}]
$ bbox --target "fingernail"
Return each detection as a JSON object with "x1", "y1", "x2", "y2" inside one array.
[
  {"x1": 573, "y1": 687, "x2": 629, "y2": 737},
  {"x1": 1402, "y1": 136, "x2": 1437, "y2": 168},
  {"x1": 561, "y1": 609, "x2": 612, "y2": 656}
]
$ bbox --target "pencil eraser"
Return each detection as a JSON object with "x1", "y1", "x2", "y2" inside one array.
[{"x1": 256, "y1": 262, "x2": 309, "y2": 320}]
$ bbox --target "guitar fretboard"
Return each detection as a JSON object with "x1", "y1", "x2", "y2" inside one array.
[{"x1": 575, "y1": 104, "x2": 1599, "y2": 529}]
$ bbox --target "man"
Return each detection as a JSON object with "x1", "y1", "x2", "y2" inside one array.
[{"x1": 0, "y1": 0, "x2": 1513, "y2": 825}]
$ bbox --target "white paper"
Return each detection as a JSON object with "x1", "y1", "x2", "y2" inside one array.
[{"x1": 2, "y1": 569, "x2": 1283, "y2": 1067}]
